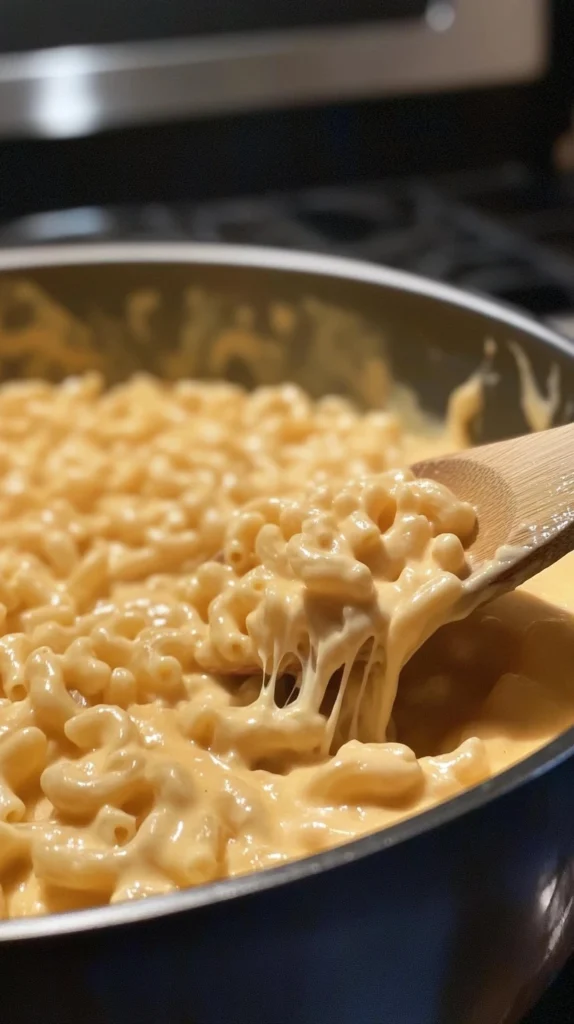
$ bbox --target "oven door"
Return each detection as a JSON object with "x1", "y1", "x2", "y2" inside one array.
[{"x1": 0, "y1": 0, "x2": 548, "y2": 139}]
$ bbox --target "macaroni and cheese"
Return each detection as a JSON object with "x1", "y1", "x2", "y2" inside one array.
[{"x1": 0, "y1": 373, "x2": 571, "y2": 919}]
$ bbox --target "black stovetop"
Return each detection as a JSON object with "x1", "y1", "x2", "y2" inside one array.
[
  {"x1": 3, "y1": 163, "x2": 574, "y2": 325},
  {"x1": 2, "y1": 165, "x2": 574, "y2": 1022}
]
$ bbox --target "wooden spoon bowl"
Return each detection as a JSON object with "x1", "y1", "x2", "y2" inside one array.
[{"x1": 413, "y1": 421, "x2": 574, "y2": 602}]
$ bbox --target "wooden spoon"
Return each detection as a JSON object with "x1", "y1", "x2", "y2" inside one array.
[{"x1": 413, "y1": 421, "x2": 574, "y2": 606}]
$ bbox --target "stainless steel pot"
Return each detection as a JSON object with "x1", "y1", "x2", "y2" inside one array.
[{"x1": 0, "y1": 243, "x2": 573, "y2": 1024}]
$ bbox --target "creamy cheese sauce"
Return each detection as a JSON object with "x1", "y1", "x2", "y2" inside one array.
[{"x1": 0, "y1": 372, "x2": 572, "y2": 920}]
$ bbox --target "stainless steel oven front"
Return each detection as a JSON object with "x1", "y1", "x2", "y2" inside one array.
[{"x1": 0, "y1": 0, "x2": 548, "y2": 139}]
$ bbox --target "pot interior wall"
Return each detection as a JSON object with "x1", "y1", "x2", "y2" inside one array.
[{"x1": 0, "y1": 258, "x2": 572, "y2": 443}]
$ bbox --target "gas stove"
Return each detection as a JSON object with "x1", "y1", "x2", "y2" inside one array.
[
  {"x1": 2, "y1": 163, "x2": 574, "y2": 332},
  {"x1": 1, "y1": 168, "x2": 574, "y2": 1022}
]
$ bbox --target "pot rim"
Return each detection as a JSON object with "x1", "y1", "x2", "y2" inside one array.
[
  {"x1": 0, "y1": 240, "x2": 573, "y2": 358},
  {"x1": 0, "y1": 239, "x2": 573, "y2": 943}
]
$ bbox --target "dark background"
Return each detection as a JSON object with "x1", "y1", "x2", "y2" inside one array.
[{"x1": 0, "y1": 0, "x2": 424, "y2": 52}]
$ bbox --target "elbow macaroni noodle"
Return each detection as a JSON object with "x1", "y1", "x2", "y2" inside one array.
[{"x1": 0, "y1": 372, "x2": 572, "y2": 919}]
